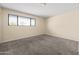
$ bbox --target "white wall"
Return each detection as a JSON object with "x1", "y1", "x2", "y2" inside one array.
[
  {"x1": 47, "y1": 10, "x2": 79, "y2": 41},
  {"x1": 0, "y1": 8, "x2": 2, "y2": 43},
  {"x1": 1, "y1": 8, "x2": 46, "y2": 43},
  {"x1": 0, "y1": 8, "x2": 1, "y2": 42}
]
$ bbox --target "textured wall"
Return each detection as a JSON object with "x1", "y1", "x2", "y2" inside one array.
[
  {"x1": 0, "y1": 8, "x2": 2, "y2": 43},
  {"x1": 1, "y1": 8, "x2": 46, "y2": 43},
  {"x1": 47, "y1": 10, "x2": 79, "y2": 41}
]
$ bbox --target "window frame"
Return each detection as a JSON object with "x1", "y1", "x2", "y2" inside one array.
[
  {"x1": 8, "y1": 14, "x2": 18, "y2": 26},
  {"x1": 30, "y1": 18, "x2": 36, "y2": 26},
  {"x1": 18, "y1": 16, "x2": 31, "y2": 26},
  {"x1": 8, "y1": 14, "x2": 36, "y2": 27}
]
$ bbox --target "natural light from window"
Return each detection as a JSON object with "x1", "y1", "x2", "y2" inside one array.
[
  {"x1": 31, "y1": 19, "x2": 35, "y2": 26},
  {"x1": 18, "y1": 17, "x2": 30, "y2": 26},
  {"x1": 8, "y1": 14, "x2": 36, "y2": 26},
  {"x1": 9, "y1": 15, "x2": 17, "y2": 25}
]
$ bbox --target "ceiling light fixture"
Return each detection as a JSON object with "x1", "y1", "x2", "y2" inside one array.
[{"x1": 41, "y1": 3, "x2": 47, "y2": 7}]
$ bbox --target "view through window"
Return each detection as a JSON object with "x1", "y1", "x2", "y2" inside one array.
[{"x1": 8, "y1": 14, "x2": 36, "y2": 26}]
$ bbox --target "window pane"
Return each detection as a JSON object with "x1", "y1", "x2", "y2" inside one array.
[
  {"x1": 18, "y1": 17, "x2": 30, "y2": 26},
  {"x1": 9, "y1": 15, "x2": 17, "y2": 25},
  {"x1": 31, "y1": 19, "x2": 35, "y2": 26}
]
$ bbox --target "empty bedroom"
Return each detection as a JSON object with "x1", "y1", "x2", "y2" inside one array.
[{"x1": 0, "y1": 3, "x2": 79, "y2": 55}]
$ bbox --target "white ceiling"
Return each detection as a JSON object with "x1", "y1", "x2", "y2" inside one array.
[{"x1": 0, "y1": 3, "x2": 79, "y2": 17}]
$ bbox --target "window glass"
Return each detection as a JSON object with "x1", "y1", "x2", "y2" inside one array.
[
  {"x1": 31, "y1": 19, "x2": 36, "y2": 26},
  {"x1": 8, "y1": 14, "x2": 36, "y2": 26},
  {"x1": 18, "y1": 17, "x2": 30, "y2": 26},
  {"x1": 9, "y1": 15, "x2": 17, "y2": 25}
]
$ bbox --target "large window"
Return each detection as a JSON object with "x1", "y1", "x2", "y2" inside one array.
[
  {"x1": 8, "y1": 14, "x2": 36, "y2": 26},
  {"x1": 31, "y1": 18, "x2": 36, "y2": 26},
  {"x1": 18, "y1": 16, "x2": 30, "y2": 26},
  {"x1": 8, "y1": 15, "x2": 17, "y2": 26}
]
